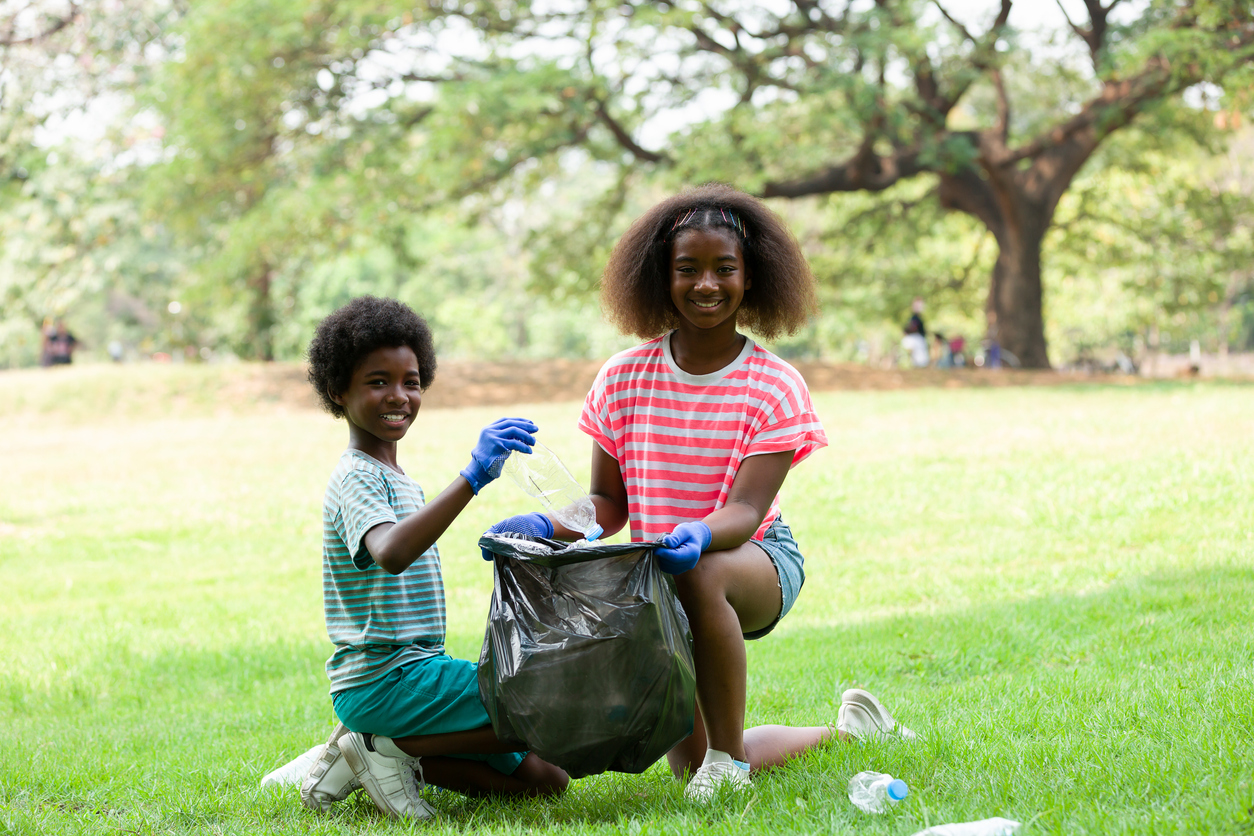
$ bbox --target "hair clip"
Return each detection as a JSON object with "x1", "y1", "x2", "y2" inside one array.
[
  {"x1": 668, "y1": 208, "x2": 699, "y2": 235},
  {"x1": 719, "y1": 208, "x2": 745, "y2": 237},
  {"x1": 666, "y1": 206, "x2": 746, "y2": 240}
]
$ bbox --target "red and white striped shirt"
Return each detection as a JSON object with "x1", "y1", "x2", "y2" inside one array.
[{"x1": 579, "y1": 332, "x2": 828, "y2": 542}]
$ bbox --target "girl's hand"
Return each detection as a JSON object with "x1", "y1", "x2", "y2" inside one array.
[
  {"x1": 461, "y1": 417, "x2": 538, "y2": 494},
  {"x1": 480, "y1": 512, "x2": 554, "y2": 560},
  {"x1": 655, "y1": 521, "x2": 712, "y2": 574}
]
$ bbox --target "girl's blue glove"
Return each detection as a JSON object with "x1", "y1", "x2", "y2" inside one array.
[
  {"x1": 481, "y1": 512, "x2": 554, "y2": 560},
  {"x1": 460, "y1": 417, "x2": 538, "y2": 494},
  {"x1": 655, "y1": 521, "x2": 711, "y2": 574}
]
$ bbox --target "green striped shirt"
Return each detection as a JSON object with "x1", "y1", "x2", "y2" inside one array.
[{"x1": 321, "y1": 449, "x2": 445, "y2": 693}]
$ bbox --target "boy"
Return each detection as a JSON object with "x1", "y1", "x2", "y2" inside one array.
[{"x1": 297, "y1": 296, "x2": 568, "y2": 819}]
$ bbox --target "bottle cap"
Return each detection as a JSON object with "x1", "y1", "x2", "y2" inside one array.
[
  {"x1": 887, "y1": 778, "x2": 909, "y2": 800},
  {"x1": 586, "y1": 524, "x2": 603, "y2": 541}
]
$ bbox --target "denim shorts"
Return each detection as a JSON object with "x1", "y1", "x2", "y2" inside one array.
[
  {"x1": 743, "y1": 516, "x2": 806, "y2": 641},
  {"x1": 332, "y1": 653, "x2": 525, "y2": 775}
]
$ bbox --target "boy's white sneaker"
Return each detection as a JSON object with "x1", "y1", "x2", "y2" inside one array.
[
  {"x1": 339, "y1": 731, "x2": 436, "y2": 820},
  {"x1": 300, "y1": 723, "x2": 361, "y2": 812},
  {"x1": 684, "y1": 749, "x2": 751, "y2": 803},
  {"x1": 260, "y1": 744, "x2": 323, "y2": 788},
  {"x1": 837, "y1": 688, "x2": 918, "y2": 740}
]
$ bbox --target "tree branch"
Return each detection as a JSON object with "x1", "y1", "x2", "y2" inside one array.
[
  {"x1": 762, "y1": 146, "x2": 928, "y2": 198},
  {"x1": 991, "y1": 67, "x2": 1010, "y2": 146},
  {"x1": 932, "y1": 0, "x2": 974, "y2": 42},
  {"x1": 0, "y1": 1, "x2": 80, "y2": 47},
  {"x1": 592, "y1": 98, "x2": 668, "y2": 164}
]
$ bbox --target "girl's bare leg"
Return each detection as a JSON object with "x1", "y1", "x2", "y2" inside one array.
[
  {"x1": 668, "y1": 544, "x2": 790, "y2": 763},
  {"x1": 667, "y1": 700, "x2": 837, "y2": 778},
  {"x1": 667, "y1": 542, "x2": 850, "y2": 779}
]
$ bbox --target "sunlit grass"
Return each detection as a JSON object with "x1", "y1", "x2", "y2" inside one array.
[{"x1": 1, "y1": 365, "x2": 1251, "y2": 834}]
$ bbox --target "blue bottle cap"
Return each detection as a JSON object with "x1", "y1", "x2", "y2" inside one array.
[
  {"x1": 586, "y1": 524, "x2": 603, "y2": 541},
  {"x1": 887, "y1": 778, "x2": 909, "y2": 801}
]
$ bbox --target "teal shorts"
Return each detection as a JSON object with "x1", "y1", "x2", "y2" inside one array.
[
  {"x1": 743, "y1": 516, "x2": 805, "y2": 641},
  {"x1": 332, "y1": 653, "x2": 526, "y2": 776}
]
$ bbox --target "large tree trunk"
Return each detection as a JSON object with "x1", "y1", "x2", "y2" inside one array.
[
  {"x1": 939, "y1": 164, "x2": 1057, "y2": 369},
  {"x1": 987, "y1": 206, "x2": 1050, "y2": 368}
]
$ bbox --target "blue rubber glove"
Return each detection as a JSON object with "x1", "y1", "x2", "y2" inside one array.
[
  {"x1": 655, "y1": 521, "x2": 712, "y2": 575},
  {"x1": 460, "y1": 417, "x2": 538, "y2": 494},
  {"x1": 481, "y1": 512, "x2": 555, "y2": 560}
]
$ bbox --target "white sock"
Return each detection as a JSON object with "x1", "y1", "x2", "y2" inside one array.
[
  {"x1": 701, "y1": 748, "x2": 749, "y2": 770},
  {"x1": 369, "y1": 735, "x2": 410, "y2": 759}
]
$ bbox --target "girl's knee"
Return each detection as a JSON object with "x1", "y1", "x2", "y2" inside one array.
[{"x1": 675, "y1": 552, "x2": 729, "y2": 598}]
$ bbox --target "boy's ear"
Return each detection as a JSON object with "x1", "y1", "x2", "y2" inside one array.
[{"x1": 328, "y1": 386, "x2": 345, "y2": 406}]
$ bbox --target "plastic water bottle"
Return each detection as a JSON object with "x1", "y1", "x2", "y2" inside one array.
[
  {"x1": 848, "y1": 771, "x2": 909, "y2": 813},
  {"x1": 503, "y1": 442, "x2": 603, "y2": 541},
  {"x1": 908, "y1": 819, "x2": 1021, "y2": 836}
]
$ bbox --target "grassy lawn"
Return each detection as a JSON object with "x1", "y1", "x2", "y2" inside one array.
[{"x1": 1, "y1": 364, "x2": 1251, "y2": 835}]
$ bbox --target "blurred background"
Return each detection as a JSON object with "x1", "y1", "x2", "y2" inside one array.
[{"x1": 3, "y1": 0, "x2": 1252, "y2": 374}]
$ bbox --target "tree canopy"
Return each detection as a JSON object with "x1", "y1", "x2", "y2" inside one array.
[{"x1": 2, "y1": 1, "x2": 1253, "y2": 368}]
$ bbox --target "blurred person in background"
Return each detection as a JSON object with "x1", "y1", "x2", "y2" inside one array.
[
  {"x1": 46, "y1": 320, "x2": 79, "y2": 366},
  {"x1": 902, "y1": 319, "x2": 930, "y2": 368},
  {"x1": 933, "y1": 332, "x2": 954, "y2": 368}
]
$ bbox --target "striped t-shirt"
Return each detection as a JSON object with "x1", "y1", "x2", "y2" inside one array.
[
  {"x1": 578, "y1": 332, "x2": 828, "y2": 542},
  {"x1": 321, "y1": 449, "x2": 445, "y2": 694}
]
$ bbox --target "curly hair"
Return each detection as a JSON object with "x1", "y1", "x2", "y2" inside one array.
[
  {"x1": 601, "y1": 183, "x2": 817, "y2": 341},
  {"x1": 307, "y1": 296, "x2": 437, "y2": 419}
]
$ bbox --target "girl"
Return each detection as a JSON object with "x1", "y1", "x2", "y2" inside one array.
[{"x1": 489, "y1": 184, "x2": 916, "y2": 801}]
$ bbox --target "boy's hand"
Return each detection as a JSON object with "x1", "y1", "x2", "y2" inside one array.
[
  {"x1": 480, "y1": 512, "x2": 554, "y2": 560},
  {"x1": 461, "y1": 417, "x2": 538, "y2": 494},
  {"x1": 655, "y1": 521, "x2": 711, "y2": 574}
]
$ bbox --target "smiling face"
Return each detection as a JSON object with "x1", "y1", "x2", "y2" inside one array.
[
  {"x1": 669, "y1": 226, "x2": 751, "y2": 338},
  {"x1": 330, "y1": 345, "x2": 422, "y2": 464}
]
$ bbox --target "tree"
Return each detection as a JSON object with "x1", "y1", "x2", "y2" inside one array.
[
  {"x1": 59, "y1": 1, "x2": 1254, "y2": 366},
  {"x1": 501, "y1": 0, "x2": 1252, "y2": 367},
  {"x1": 325, "y1": 0, "x2": 1240, "y2": 366}
]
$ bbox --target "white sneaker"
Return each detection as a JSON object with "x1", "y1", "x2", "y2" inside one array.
[
  {"x1": 837, "y1": 688, "x2": 918, "y2": 740},
  {"x1": 260, "y1": 744, "x2": 322, "y2": 789},
  {"x1": 339, "y1": 732, "x2": 436, "y2": 820},
  {"x1": 300, "y1": 723, "x2": 361, "y2": 812},
  {"x1": 684, "y1": 749, "x2": 752, "y2": 803}
]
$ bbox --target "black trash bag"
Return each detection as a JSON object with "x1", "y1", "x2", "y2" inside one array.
[{"x1": 477, "y1": 534, "x2": 696, "y2": 778}]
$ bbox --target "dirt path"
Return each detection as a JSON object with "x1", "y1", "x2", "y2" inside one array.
[
  {"x1": 416, "y1": 359, "x2": 1143, "y2": 409},
  {"x1": 0, "y1": 358, "x2": 1155, "y2": 421},
  {"x1": 233, "y1": 359, "x2": 1151, "y2": 411}
]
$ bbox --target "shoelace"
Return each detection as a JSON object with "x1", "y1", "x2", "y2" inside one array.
[{"x1": 691, "y1": 761, "x2": 744, "y2": 791}]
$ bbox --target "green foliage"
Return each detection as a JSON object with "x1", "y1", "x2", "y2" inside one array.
[
  {"x1": 1046, "y1": 127, "x2": 1254, "y2": 359},
  {"x1": 3, "y1": 2, "x2": 1254, "y2": 368}
]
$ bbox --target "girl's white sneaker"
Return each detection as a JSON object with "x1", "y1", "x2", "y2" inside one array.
[
  {"x1": 837, "y1": 688, "x2": 918, "y2": 740},
  {"x1": 684, "y1": 749, "x2": 751, "y2": 803}
]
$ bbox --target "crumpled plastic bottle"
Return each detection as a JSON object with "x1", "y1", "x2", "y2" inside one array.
[
  {"x1": 908, "y1": 818, "x2": 1021, "y2": 836},
  {"x1": 848, "y1": 770, "x2": 909, "y2": 813},
  {"x1": 503, "y1": 441, "x2": 603, "y2": 541}
]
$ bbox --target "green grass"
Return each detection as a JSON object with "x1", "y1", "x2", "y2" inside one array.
[{"x1": 1, "y1": 365, "x2": 1251, "y2": 835}]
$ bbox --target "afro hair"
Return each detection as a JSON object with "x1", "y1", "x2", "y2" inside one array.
[
  {"x1": 601, "y1": 183, "x2": 817, "y2": 340},
  {"x1": 307, "y1": 296, "x2": 437, "y2": 419}
]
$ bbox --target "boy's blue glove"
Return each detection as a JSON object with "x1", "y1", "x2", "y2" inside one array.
[
  {"x1": 460, "y1": 417, "x2": 538, "y2": 494},
  {"x1": 655, "y1": 521, "x2": 712, "y2": 575},
  {"x1": 481, "y1": 512, "x2": 554, "y2": 560}
]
